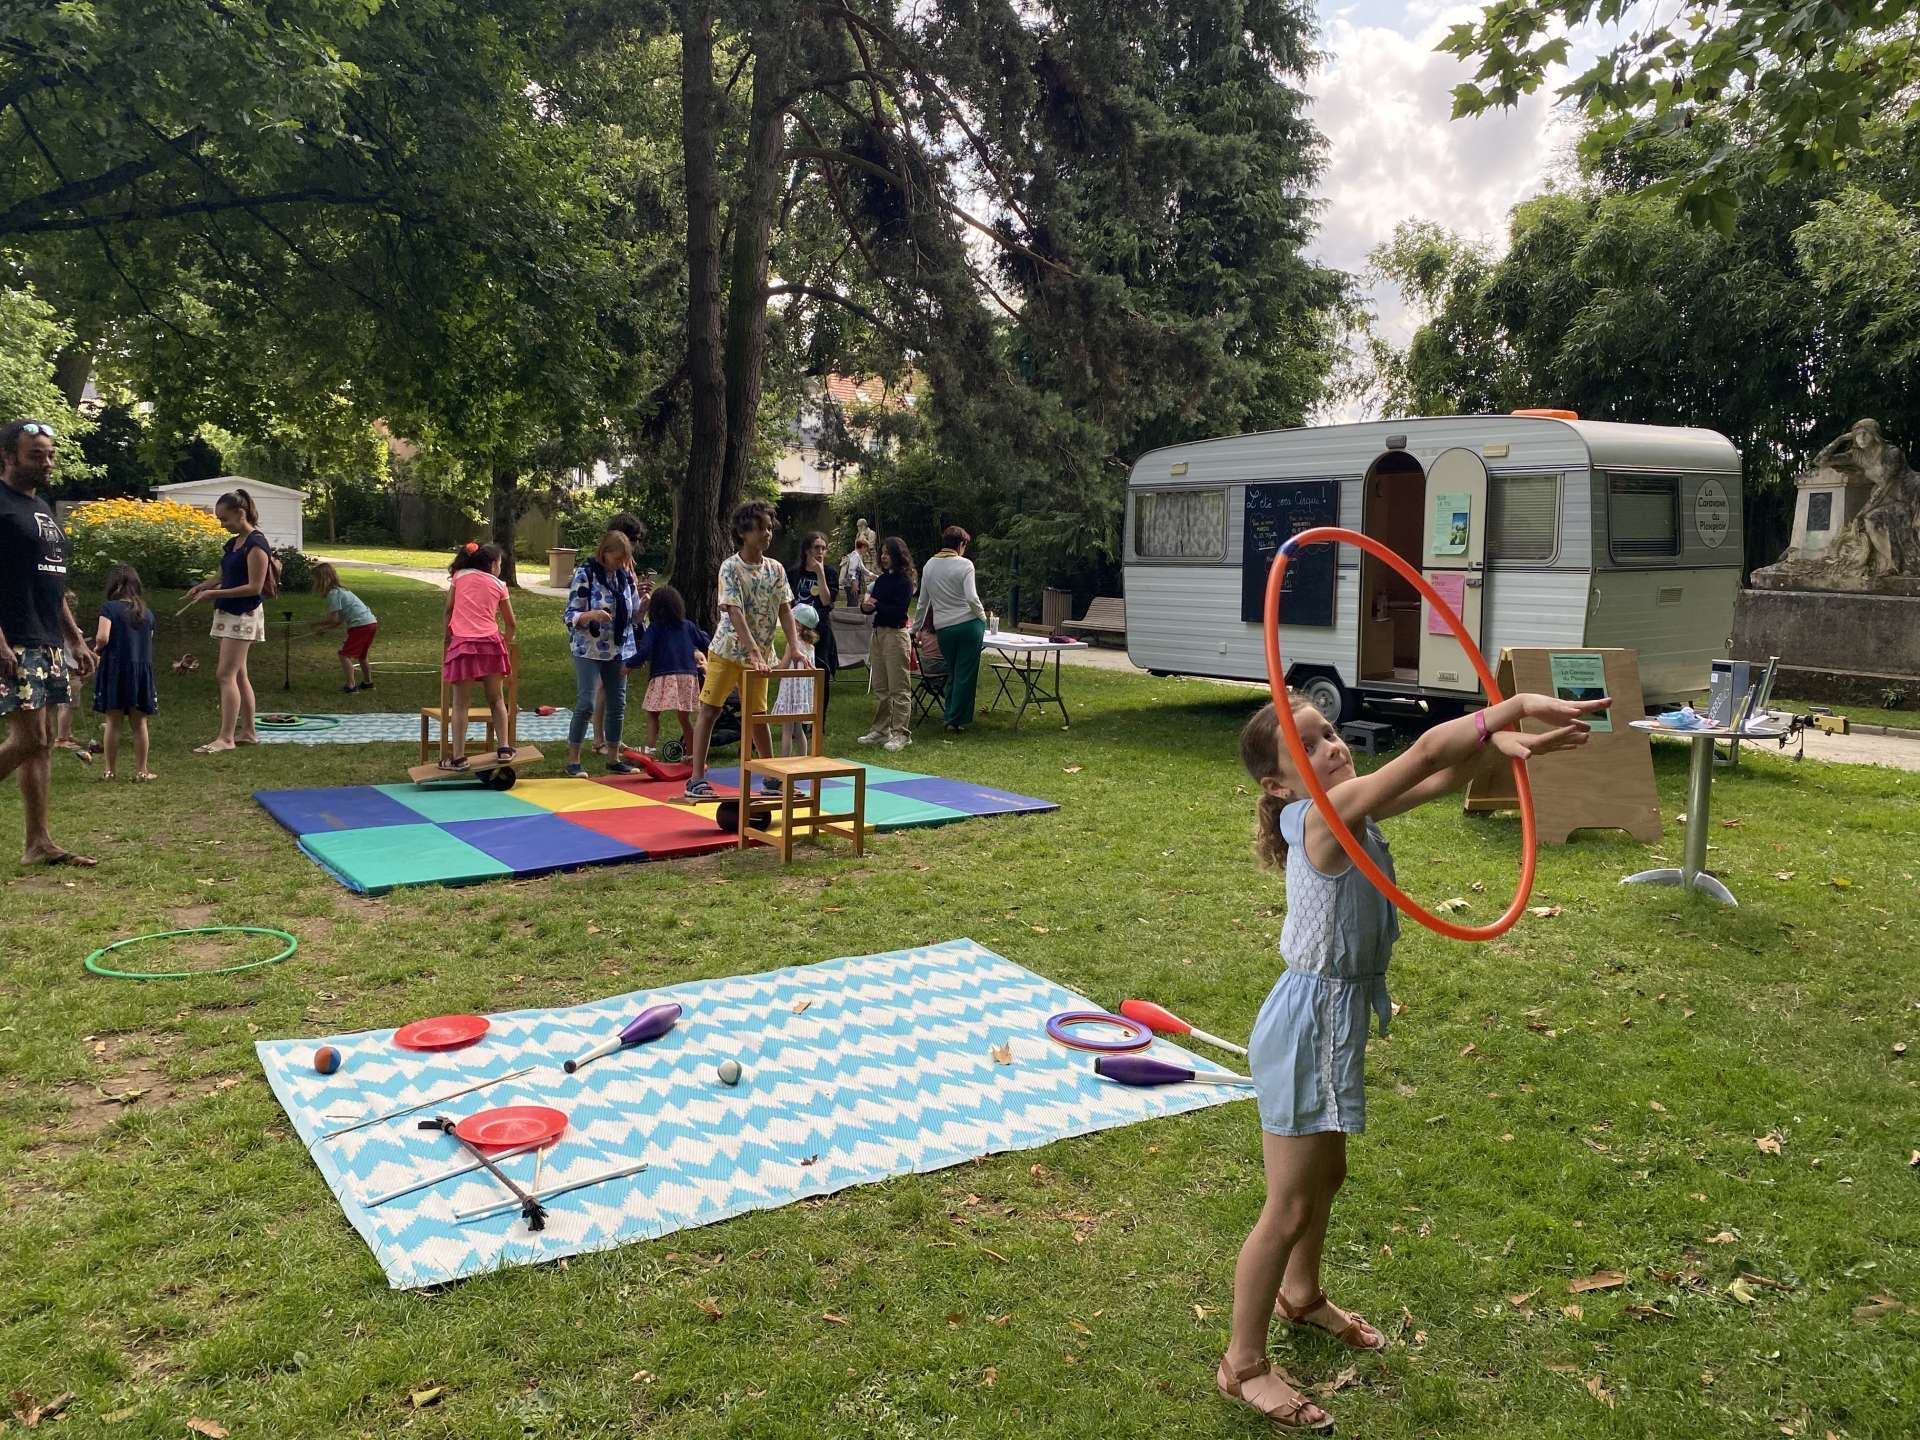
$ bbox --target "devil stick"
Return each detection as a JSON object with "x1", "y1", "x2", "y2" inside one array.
[
  {"x1": 319, "y1": 1066, "x2": 539, "y2": 1141},
  {"x1": 1118, "y1": 998, "x2": 1249, "y2": 1057},
  {"x1": 417, "y1": 1115, "x2": 548, "y2": 1230},
  {"x1": 564, "y1": 1002, "x2": 682, "y2": 1073},
  {"x1": 1093, "y1": 1055, "x2": 1258, "y2": 1088}
]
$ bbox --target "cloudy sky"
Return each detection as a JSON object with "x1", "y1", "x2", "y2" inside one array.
[{"x1": 1306, "y1": 0, "x2": 1581, "y2": 357}]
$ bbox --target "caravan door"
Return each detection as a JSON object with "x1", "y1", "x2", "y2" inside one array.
[{"x1": 1418, "y1": 447, "x2": 1489, "y2": 692}]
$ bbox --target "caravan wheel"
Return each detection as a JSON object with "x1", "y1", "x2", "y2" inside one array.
[{"x1": 1291, "y1": 671, "x2": 1349, "y2": 727}]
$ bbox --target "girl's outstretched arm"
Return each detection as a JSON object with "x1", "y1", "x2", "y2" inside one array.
[{"x1": 1305, "y1": 694, "x2": 1609, "y2": 866}]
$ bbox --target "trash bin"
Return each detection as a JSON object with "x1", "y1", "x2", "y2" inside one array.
[
  {"x1": 1042, "y1": 588, "x2": 1074, "y2": 628},
  {"x1": 546, "y1": 547, "x2": 578, "y2": 587}
]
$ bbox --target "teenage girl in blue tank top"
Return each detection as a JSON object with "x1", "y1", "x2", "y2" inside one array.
[{"x1": 1218, "y1": 687, "x2": 1608, "y2": 1431}]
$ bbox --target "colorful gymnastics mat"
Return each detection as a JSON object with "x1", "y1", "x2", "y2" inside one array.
[
  {"x1": 256, "y1": 939, "x2": 1245, "y2": 1288},
  {"x1": 256, "y1": 765, "x2": 1056, "y2": 893}
]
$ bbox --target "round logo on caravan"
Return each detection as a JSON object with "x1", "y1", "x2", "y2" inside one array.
[{"x1": 1694, "y1": 479, "x2": 1730, "y2": 549}]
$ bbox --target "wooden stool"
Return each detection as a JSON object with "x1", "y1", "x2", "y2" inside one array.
[
  {"x1": 419, "y1": 645, "x2": 521, "y2": 763},
  {"x1": 739, "y1": 667, "x2": 865, "y2": 862},
  {"x1": 1339, "y1": 719, "x2": 1394, "y2": 754}
]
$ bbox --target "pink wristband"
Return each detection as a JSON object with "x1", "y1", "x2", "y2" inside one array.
[{"x1": 1475, "y1": 709, "x2": 1491, "y2": 745}]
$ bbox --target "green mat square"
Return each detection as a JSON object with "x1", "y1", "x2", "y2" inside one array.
[
  {"x1": 372, "y1": 783, "x2": 546, "y2": 823},
  {"x1": 299, "y1": 823, "x2": 511, "y2": 894},
  {"x1": 809, "y1": 783, "x2": 967, "y2": 829}
]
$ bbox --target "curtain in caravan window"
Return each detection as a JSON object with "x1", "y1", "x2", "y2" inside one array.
[
  {"x1": 1608, "y1": 474, "x2": 1680, "y2": 559},
  {"x1": 1489, "y1": 475, "x2": 1558, "y2": 560},
  {"x1": 1135, "y1": 489, "x2": 1225, "y2": 558}
]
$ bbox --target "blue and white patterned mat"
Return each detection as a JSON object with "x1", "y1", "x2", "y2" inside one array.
[
  {"x1": 253, "y1": 711, "x2": 575, "y2": 744},
  {"x1": 256, "y1": 939, "x2": 1245, "y2": 1288}
]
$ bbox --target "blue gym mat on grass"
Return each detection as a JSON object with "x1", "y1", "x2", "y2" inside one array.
[
  {"x1": 256, "y1": 939, "x2": 1246, "y2": 1288},
  {"x1": 256, "y1": 766, "x2": 1057, "y2": 893}
]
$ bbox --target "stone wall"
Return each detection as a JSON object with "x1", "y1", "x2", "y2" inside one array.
[{"x1": 1731, "y1": 586, "x2": 1920, "y2": 703}]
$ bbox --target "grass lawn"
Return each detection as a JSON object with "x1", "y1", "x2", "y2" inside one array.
[
  {"x1": 4, "y1": 569, "x2": 1917, "y2": 1437},
  {"x1": 1773, "y1": 694, "x2": 1920, "y2": 734},
  {"x1": 308, "y1": 543, "x2": 474, "y2": 571}
]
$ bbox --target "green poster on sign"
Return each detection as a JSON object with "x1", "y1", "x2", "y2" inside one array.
[
  {"x1": 1434, "y1": 493, "x2": 1471, "y2": 555},
  {"x1": 1548, "y1": 652, "x2": 1612, "y2": 731}
]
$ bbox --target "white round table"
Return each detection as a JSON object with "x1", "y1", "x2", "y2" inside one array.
[{"x1": 1622, "y1": 714, "x2": 1787, "y2": 906}]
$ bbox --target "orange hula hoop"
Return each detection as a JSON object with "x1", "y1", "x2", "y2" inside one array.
[{"x1": 1262, "y1": 526, "x2": 1536, "y2": 942}]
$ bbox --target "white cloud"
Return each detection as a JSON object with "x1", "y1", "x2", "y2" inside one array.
[{"x1": 1306, "y1": 3, "x2": 1578, "y2": 354}]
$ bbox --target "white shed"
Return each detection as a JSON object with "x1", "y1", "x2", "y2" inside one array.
[{"x1": 155, "y1": 476, "x2": 307, "y2": 552}]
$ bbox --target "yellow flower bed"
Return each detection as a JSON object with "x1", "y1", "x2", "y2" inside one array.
[
  {"x1": 66, "y1": 496, "x2": 231, "y2": 587},
  {"x1": 67, "y1": 498, "x2": 229, "y2": 537}
]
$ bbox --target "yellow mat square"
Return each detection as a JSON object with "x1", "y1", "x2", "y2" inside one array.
[{"x1": 510, "y1": 779, "x2": 656, "y2": 814}]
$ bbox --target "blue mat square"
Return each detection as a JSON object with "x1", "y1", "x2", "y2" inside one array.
[
  {"x1": 256, "y1": 786, "x2": 425, "y2": 835},
  {"x1": 873, "y1": 776, "x2": 1061, "y2": 816},
  {"x1": 442, "y1": 814, "x2": 646, "y2": 874}
]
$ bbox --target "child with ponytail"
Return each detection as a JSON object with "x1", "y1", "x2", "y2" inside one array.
[{"x1": 1218, "y1": 687, "x2": 1606, "y2": 1430}]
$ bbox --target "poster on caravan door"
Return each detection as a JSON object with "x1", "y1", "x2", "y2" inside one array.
[{"x1": 1241, "y1": 481, "x2": 1337, "y2": 627}]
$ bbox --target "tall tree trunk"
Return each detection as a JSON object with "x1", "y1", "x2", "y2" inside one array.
[
  {"x1": 490, "y1": 460, "x2": 520, "y2": 588},
  {"x1": 718, "y1": 24, "x2": 795, "y2": 521},
  {"x1": 674, "y1": 0, "x2": 729, "y2": 632},
  {"x1": 52, "y1": 345, "x2": 93, "y2": 409}
]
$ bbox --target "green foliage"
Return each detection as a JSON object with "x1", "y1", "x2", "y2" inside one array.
[
  {"x1": 1793, "y1": 186, "x2": 1920, "y2": 375},
  {"x1": 0, "y1": 286, "x2": 90, "y2": 465},
  {"x1": 1440, "y1": 0, "x2": 1920, "y2": 227},
  {"x1": 272, "y1": 546, "x2": 315, "y2": 593},
  {"x1": 62, "y1": 496, "x2": 227, "y2": 588}
]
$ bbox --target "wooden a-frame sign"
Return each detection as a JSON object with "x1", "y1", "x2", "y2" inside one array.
[{"x1": 1464, "y1": 647, "x2": 1661, "y2": 844}]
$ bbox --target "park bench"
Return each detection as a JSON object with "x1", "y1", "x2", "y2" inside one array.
[{"x1": 1059, "y1": 595, "x2": 1126, "y2": 644}]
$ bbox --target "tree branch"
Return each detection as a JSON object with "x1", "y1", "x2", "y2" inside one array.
[
  {"x1": 766, "y1": 283, "x2": 905, "y2": 342},
  {"x1": 2, "y1": 189, "x2": 404, "y2": 236},
  {"x1": 0, "y1": 125, "x2": 195, "y2": 235}
]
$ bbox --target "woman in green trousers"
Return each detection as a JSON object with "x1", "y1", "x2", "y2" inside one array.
[{"x1": 917, "y1": 525, "x2": 989, "y2": 731}]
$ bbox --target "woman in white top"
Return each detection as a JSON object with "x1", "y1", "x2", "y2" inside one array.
[{"x1": 915, "y1": 524, "x2": 988, "y2": 730}]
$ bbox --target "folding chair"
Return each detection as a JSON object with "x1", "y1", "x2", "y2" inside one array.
[
  {"x1": 419, "y1": 642, "x2": 519, "y2": 763},
  {"x1": 738, "y1": 667, "x2": 866, "y2": 862},
  {"x1": 910, "y1": 627, "x2": 948, "y2": 726}
]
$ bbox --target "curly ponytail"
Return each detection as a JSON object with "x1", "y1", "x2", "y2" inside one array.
[{"x1": 1240, "y1": 697, "x2": 1311, "y2": 869}]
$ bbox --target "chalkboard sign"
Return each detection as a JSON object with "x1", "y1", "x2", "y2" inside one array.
[{"x1": 1241, "y1": 481, "x2": 1338, "y2": 626}]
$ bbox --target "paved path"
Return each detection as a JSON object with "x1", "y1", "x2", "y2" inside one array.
[
  {"x1": 317, "y1": 568, "x2": 1920, "y2": 771},
  {"x1": 313, "y1": 555, "x2": 566, "y2": 598}
]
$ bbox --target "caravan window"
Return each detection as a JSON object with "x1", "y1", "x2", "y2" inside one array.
[
  {"x1": 1489, "y1": 475, "x2": 1559, "y2": 561},
  {"x1": 1608, "y1": 474, "x2": 1680, "y2": 560},
  {"x1": 1134, "y1": 488, "x2": 1225, "y2": 560}
]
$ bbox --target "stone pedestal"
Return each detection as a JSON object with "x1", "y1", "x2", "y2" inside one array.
[{"x1": 1731, "y1": 587, "x2": 1920, "y2": 704}]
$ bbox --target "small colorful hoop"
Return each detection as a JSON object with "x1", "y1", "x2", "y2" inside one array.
[{"x1": 1044, "y1": 1010, "x2": 1152, "y2": 1054}]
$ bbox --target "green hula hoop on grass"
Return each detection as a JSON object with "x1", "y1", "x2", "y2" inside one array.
[
  {"x1": 84, "y1": 927, "x2": 299, "y2": 981},
  {"x1": 255, "y1": 714, "x2": 342, "y2": 731}
]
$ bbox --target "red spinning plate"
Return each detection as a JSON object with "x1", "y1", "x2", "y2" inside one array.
[
  {"x1": 454, "y1": 1104, "x2": 567, "y2": 1149},
  {"x1": 393, "y1": 1013, "x2": 490, "y2": 1051}
]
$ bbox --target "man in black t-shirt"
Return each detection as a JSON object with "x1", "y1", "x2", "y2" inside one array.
[{"x1": 0, "y1": 420, "x2": 98, "y2": 867}]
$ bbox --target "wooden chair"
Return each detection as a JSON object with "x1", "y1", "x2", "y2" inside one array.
[
  {"x1": 738, "y1": 666, "x2": 866, "y2": 862},
  {"x1": 419, "y1": 643, "x2": 520, "y2": 764}
]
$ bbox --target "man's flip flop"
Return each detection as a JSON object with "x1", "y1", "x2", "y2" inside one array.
[{"x1": 34, "y1": 850, "x2": 98, "y2": 868}]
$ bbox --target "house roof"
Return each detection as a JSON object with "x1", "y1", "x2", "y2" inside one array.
[
  {"x1": 156, "y1": 476, "x2": 309, "y2": 501},
  {"x1": 823, "y1": 373, "x2": 917, "y2": 409}
]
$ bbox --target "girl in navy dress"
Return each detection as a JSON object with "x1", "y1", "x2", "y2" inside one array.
[{"x1": 90, "y1": 563, "x2": 158, "y2": 781}]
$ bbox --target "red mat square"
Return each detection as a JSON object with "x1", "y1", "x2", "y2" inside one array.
[{"x1": 559, "y1": 799, "x2": 755, "y2": 857}]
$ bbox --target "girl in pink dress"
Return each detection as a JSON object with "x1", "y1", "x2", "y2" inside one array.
[{"x1": 440, "y1": 543, "x2": 517, "y2": 770}]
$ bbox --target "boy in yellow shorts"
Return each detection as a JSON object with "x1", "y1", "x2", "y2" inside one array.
[{"x1": 684, "y1": 499, "x2": 803, "y2": 800}]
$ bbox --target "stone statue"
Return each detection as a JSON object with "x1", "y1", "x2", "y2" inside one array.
[{"x1": 1753, "y1": 419, "x2": 1920, "y2": 595}]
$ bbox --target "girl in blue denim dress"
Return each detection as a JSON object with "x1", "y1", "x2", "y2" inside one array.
[{"x1": 1216, "y1": 688, "x2": 1608, "y2": 1431}]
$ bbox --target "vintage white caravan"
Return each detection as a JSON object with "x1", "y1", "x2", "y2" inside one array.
[{"x1": 1122, "y1": 414, "x2": 1742, "y2": 722}]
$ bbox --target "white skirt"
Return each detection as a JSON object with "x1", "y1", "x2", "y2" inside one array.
[{"x1": 209, "y1": 608, "x2": 266, "y2": 643}]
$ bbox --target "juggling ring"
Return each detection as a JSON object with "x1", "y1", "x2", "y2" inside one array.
[
  {"x1": 84, "y1": 926, "x2": 299, "y2": 981},
  {"x1": 1265, "y1": 526, "x2": 1535, "y2": 941},
  {"x1": 1045, "y1": 1010, "x2": 1152, "y2": 1053},
  {"x1": 256, "y1": 714, "x2": 341, "y2": 731}
]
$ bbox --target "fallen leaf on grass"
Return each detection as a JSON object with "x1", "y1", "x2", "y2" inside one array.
[
  {"x1": 696, "y1": 1296, "x2": 723, "y2": 1320},
  {"x1": 1585, "y1": 1376, "x2": 1617, "y2": 1409},
  {"x1": 1910, "y1": 1150, "x2": 1920, "y2": 1168},
  {"x1": 1193, "y1": 1304, "x2": 1217, "y2": 1320},
  {"x1": 1528, "y1": 905, "x2": 1563, "y2": 918},
  {"x1": 1649, "y1": 1099, "x2": 1666, "y2": 1112},
  {"x1": 1029, "y1": 924, "x2": 1051, "y2": 934},
  {"x1": 1459, "y1": 1043, "x2": 1478, "y2": 1058},
  {"x1": 1756, "y1": 1133, "x2": 1784, "y2": 1155},
  {"x1": 821, "y1": 1313, "x2": 849, "y2": 1325},
  {"x1": 980, "y1": 1366, "x2": 998, "y2": 1388},
  {"x1": 187, "y1": 1422, "x2": 229, "y2": 1439},
  {"x1": 990, "y1": 1042, "x2": 1013, "y2": 1065},
  {"x1": 1853, "y1": 1294, "x2": 1905, "y2": 1322},
  {"x1": 1318, "y1": 1366, "x2": 1360, "y2": 1395},
  {"x1": 1625, "y1": 1303, "x2": 1674, "y2": 1321},
  {"x1": 1831, "y1": 876, "x2": 1854, "y2": 889},
  {"x1": 1507, "y1": 1289, "x2": 1539, "y2": 1309},
  {"x1": 1562, "y1": 1304, "x2": 1584, "y2": 1320},
  {"x1": 1469, "y1": 880, "x2": 1486, "y2": 893},
  {"x1": 1063, "y1": 765, "x2": 1083, "y2": 774},
  {"x1": 980, "y1": 1247, "x2": 1010, "y2": 1265},
  {"x1": 1435, "y1": 897, "x2": 1471, "y2": 913},
  {"x1": 1720, "y1": 817, "x2": 1742, "y2": 828},
  {"x1": 1707, "y1": 1231, "x2": 1738, "y2": 1244},
  {"x1": 1895, "y1": 1042, "x2": 1907, "y2": 1057},
  {"x1": 409, "y1": 1387, "x2": 445, "y2": 1409},
  {"x1": 1069, "y1": 1320, "x2": 1093, "y2": 1337},
  {"x1": 820, "y1": 906, "x2": 845, "y2": 914},
  {"x1": 13, "y1": 1392, "x2": 74, "y2": 1427},
  {"x1": 1741, "y1": 1272, "x2": 1794, "y2": 1291},
  {"x1": 1545, "y1": 1363, "x2": 1582, "y2": 1374},
  {"x1": 990, "y1": 1313, "x2": 1012, "y2": 1327},
  {"x1": 1776, "y1": 871, "x2": 1796, "y2": 881},
  {"x1": 1569, "y1": 1271, "x2": 1628, "y2": 1294}
]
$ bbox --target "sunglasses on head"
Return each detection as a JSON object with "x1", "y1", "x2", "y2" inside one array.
[{"x1": 18, "y1": 423, "x2": 55, "y2": 439}]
